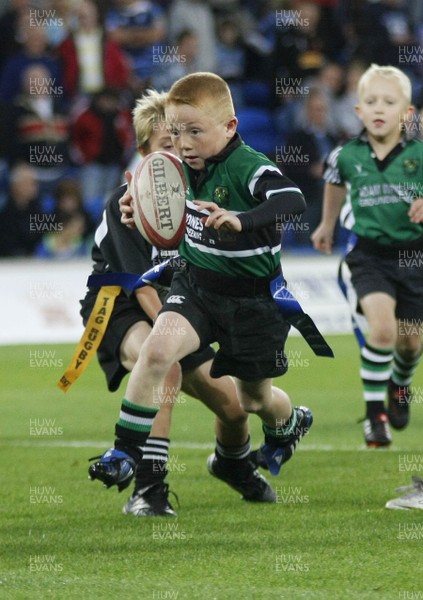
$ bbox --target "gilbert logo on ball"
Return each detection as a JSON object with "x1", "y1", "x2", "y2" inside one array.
[{"x1": 131, "y1": 151, "x2": 187, "y2": 249}]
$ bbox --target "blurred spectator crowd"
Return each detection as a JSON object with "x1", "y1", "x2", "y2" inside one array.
[{"x1": 0, "y1": 0, "x2": 422, "y2": 258}]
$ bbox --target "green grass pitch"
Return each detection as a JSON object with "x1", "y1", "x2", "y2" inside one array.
[{"x1": 0, "y1": 335, "x2": 422, "y2": 600}]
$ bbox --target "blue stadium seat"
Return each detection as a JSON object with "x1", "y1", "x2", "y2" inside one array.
[
  {"x1": 242, "y1": 80, "x2": 273, "y2": 107},
  {"x1": 236, "y1": 107, "x2": 279, "y2": 156}
]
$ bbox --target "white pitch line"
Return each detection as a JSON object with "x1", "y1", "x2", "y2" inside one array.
[{"x1": 5, "y1": 441, "x2": 417, "y2": 451}]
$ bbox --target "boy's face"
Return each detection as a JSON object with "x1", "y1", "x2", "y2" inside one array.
[
  {"x1": 355, "y1": 75, "x2": 413, "y2": 139},
  {"x1": 141, "y1": 121, "x2": 175, "y2": 156},
  {"x1": 166, "y1": 103, "x2": 237, "y2": 170}
]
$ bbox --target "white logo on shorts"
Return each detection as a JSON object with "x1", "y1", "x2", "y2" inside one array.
[{"x1": 166, "y1": 295, "x2": 185, "y2": 304}]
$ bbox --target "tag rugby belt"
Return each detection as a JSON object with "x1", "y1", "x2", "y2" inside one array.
[{"x1": 57, "y1": 257, "x2": 333, "y2": 392}]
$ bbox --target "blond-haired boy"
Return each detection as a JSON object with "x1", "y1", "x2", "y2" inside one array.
[
  {"x1": 82, "y1": 89, "x2": 277, "y2": 517},
  {"x1": 121, "y1": 73, "x2": 313, "y2": 493},
  {"x1": 312, "y1": 64, "x2": 423, "y2": 449}
]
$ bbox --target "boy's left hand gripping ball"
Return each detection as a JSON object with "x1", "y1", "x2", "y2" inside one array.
[{"x1": 130, "y1": 151, "x2": 187, "y2": 249}]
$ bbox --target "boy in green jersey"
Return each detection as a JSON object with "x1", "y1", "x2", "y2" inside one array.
[
  {"x1": 120, "y1": 72, "x2": 314, "y2": 510},
  {"x1": 312, "y1": 64, "x2": 423, "y2": 447},
  {"x1": 81, "y1": 90, "x2": 277, "y2": 516}
]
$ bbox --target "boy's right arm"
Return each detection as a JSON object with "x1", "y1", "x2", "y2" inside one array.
[
  {"x1": 134, "y1": 286, "x2": 163, "y2": 321},
  {"x1": 311, "y1": 183, "x2": 346, "y2": 254}
]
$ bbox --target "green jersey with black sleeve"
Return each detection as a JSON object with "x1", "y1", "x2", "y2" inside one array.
[
  {"x1": 324, "y1": 132, "x2": 423, "y2": 246},
  {"x1": 179, "y1": 134, "x2": 306, "y2": 278}
]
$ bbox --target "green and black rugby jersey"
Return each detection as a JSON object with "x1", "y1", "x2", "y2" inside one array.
[
  {"x1": 324, "y1": 132, "x2": 423, "y2": 245},
  {"x1": 179, "y1": 134, "x2": 306, "y2": 278}
]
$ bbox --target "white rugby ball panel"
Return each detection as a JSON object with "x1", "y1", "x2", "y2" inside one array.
[{"x1": 131, "y1": 151, "x2": 187, "y2": 249}]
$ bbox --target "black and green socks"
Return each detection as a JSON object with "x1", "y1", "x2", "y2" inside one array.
[
  {"x1": 391, "y1": 350, "x2": 421, "y2": 388},
  {"x1": 115, "y1": 398, "x2": 158, "y2": 450}
]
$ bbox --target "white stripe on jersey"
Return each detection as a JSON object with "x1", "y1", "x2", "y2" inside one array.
[
  {"x1": 184, "y1": 235, "x2": 281, "y2": 258},
  {"x1": 248, "y1": 165, "x2": 282, "y2": 196},
  {"x1": 266, "y1": 187, "x2": 303, "y2": 200},
  {"x1": 323, "y1": 145, "x2": 343, "y2": 185},
  {"x1": 340, "y1": 182, "x2": 355, "y2": 230},
  {"x1": 151, "y1": 246, "x2": 159, "y2": 262},
  {"x1": 94, "y1": 210, "x2": 108, "y2": 247}
]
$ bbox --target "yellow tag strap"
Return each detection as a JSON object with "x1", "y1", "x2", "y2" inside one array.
[{"x1": 57, "y1": 286, "x2": 121, "y2": 392}]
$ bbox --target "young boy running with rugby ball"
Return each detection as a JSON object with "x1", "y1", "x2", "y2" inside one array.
[
  {"x1": 121, "y1": 72, "x2": 313, "y2": 508},
  {"x1": 81, "y1": 89, "x2": 276, "y2": 517},
  {"x1": 312, "y1": 64, "x2": 423, "y2": 448}
]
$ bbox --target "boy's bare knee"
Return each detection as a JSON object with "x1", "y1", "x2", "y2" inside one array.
[
  {"x1": 219, "y1": 410, "x2": 248, "y2": 426},
  {"x1": 372, "y1": 324, "x2": 397, "y2": 347},
  {"x1": 144, "y1": 343, "x2": 173, "y2": 374},
  {"x1": 240, "y1": 398, "x2": 263, "y2": 414},
  {"x1": 396, "y1": 341, "x2": 422, "y2": 361}
]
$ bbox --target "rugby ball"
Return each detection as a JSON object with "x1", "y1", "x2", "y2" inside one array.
[{"x1": 130, "y1": 151, "x2": 187, "y2": 249}]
